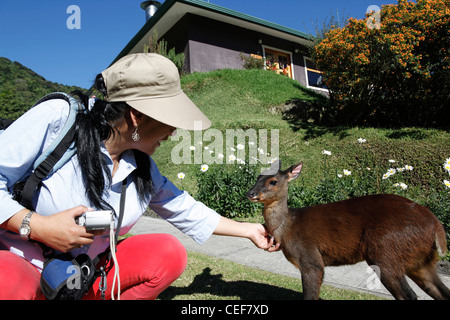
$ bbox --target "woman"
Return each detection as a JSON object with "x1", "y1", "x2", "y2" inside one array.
[{"x1": 0, "y1": 53, "x2": 279, "y2": 300}]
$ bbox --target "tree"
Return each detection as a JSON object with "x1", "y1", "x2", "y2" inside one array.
[
  {"x1": 0, "y1": 57, "x2": 85, "y2": 120},
  {"x1": 313, "y1": 0, "x2": 450, "y2": 127},
  {"x1": 144, "y1": 30, "x2": 185, "y2": 74}
]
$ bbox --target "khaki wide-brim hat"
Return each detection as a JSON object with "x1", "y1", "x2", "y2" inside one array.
[{"x1": 102, "y1": 53, "x2": 211, "y2": 131}]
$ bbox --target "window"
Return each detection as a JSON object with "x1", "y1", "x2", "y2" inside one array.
[
  {"x1": 263, "y1": 48, "x2": 293, "y2": 79},
  {"x1": 304, "y1": 57, "x2": 328, "y2": 91}
]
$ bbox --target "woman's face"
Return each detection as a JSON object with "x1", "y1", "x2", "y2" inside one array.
[{"x1": 134, "y1": 116, "x2": 176, "y2": 155}]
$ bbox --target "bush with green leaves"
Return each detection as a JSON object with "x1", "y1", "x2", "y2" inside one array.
[
  {"x1": 195, "y1": 162, "x2": 262, "y2": 219},
  {"x1": 144, "y1": 30, "x2": 185, "y2": 74},
  {"x1": 239, "y1": 52, "x2": 265, "y2": 70}
]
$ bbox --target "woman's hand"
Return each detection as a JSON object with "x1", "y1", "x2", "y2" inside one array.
[
  {"x1": 30, "y1": 206, "x2": 101, "y2": 252},
  {"x1": 246, "y1": 223, "x2": 281, "y2": 252},
  {"x1": 213, "y1": 216, "x2": 281, "y2": 252}
]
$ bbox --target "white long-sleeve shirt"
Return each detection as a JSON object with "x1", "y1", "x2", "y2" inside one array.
[{"x1": 0, "y1": 98, "x2": 221, "y2": 270}]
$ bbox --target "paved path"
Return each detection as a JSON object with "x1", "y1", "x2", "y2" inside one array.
[{"x1": 130, "y1": 216, "x2": 450, "y2": 300}]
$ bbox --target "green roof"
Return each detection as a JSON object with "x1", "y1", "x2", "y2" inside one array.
[
  {"x1": 182, "y1": 0, "x2": 313, "y2": 40},
  {"x1": 112, "y1": 0, "x2": 313, "y2": 65}
]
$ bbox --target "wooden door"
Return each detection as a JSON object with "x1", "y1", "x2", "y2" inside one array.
[{"x1": 264, "y1": 49, "x2": 293, "y2": 78}]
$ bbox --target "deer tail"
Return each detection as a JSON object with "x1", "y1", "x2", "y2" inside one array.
[{"x1": 435, "y1": 221, "x2": 448, "y2": 258}]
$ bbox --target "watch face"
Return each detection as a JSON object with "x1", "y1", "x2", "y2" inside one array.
[{"x1": 20, "y1": 225, "x2": 30, "y2": 236}]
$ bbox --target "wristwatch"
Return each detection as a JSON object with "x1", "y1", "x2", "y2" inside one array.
[{"x1": 19, "y1": 211, "x2": 35, "y2": 240}]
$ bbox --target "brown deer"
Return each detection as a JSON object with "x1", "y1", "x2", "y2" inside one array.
[{"x1": 247, "y1": 160, "x2": 449, "y2": 300}]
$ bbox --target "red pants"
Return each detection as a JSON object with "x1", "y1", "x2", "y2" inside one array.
[{"x1": 0, "y1": 234, "x2": 187, "y2": 300}]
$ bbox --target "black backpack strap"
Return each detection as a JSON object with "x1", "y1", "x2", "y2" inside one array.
[
  {"x1": 0, "y1": 119, "x2": 13, "y2": 130},
  {"x1": 115, "y1": 179, "x2": 127, "y2": 246},
  {"x1": 21, "y1": 122, "x2": 77, "y2": 209},
  {"x1": 19, "y1": 92, "x2": 83, "y2": 210}
]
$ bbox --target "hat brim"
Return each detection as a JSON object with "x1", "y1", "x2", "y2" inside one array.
[{"x1": 126, "y1": 91, "x2": 212, "y2": 131}]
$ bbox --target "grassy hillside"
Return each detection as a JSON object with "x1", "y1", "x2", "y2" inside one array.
[
  {"x1": 0, "y1": 57, "x2": 85, "y2": 120},
  {"x1": 155, "y1": 69, "x2": 450, "y2": 190},
  {"x1": 154, "y1": 69, "x2": 328, "y2": 186}
]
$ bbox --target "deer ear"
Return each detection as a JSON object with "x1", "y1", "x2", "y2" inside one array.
[{"x1": 288, "y1": 162, "x2": 303, "y2": 181}]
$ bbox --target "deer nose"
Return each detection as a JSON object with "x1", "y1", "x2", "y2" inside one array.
[{"x1": 247, "y1": 190, "x2": 257, "y2": 199}]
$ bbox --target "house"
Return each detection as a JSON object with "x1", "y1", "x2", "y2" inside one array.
[{"x1": 112, "y1": 0, "x2": 327, "y2": 93}]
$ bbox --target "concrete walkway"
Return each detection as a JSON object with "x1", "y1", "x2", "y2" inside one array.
[{"x1": 130, "y1": 216, "x2": 450, "y2": 300}]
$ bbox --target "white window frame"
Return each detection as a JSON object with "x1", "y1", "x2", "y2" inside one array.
[{"x1": 303, "y1": 56, "x2": 329, "y2": 92}]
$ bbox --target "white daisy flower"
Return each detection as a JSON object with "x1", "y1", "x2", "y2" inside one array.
[
  {"x1": 393, "y1": 182, "x2": 408, "y2": 190},
  {"x1": 177, "y1": 172, "x2": 185, "y2": 179}
]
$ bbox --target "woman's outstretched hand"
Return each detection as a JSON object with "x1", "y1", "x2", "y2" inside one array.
[{"x1": 213, "y1": 216, "x2": 281, "y2": 252}]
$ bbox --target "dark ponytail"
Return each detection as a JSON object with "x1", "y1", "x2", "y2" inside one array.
[{"x1": 73, "y1": 74, "x2": 153, "y2": 211}]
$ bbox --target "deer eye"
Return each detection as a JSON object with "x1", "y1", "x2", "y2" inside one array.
[{"x1": 269, "y1": 180, "x2": 278, "y2": 186}]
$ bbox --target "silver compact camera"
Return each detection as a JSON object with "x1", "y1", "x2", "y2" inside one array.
[{"x1": 76, "y1": 210, "x2": 113, "y2": 231}]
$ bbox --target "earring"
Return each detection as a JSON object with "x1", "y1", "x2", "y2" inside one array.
[{"x1": 132, "y1": 126, "x2": 140, "y2": 142}]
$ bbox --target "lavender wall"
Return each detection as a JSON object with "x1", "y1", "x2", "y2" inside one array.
[{"x1": 162, "y1": 14, "x2": 310, "y2": 87}]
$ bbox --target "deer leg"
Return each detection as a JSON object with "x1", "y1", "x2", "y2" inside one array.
[
  {"x1": 408, "y1": 264, "x2": 450, "y2": 300},
  {"x1": 299, "y1": 259, "x2": 325, "y2": 300},
  {"x1": 378, "y1": 268, "x2": 417, "y2": 300},
  {"x1": 366, "y1": 248, "x2": 418, "y2": 300}
]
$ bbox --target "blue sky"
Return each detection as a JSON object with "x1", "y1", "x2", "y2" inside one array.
[{"x1": 0, "y1": 0, "x2": 396, "y2": 88}]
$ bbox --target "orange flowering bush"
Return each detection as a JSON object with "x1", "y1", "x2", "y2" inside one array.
[{"x1": 313, "y1": 0, "x2": 449, "y2": 126}]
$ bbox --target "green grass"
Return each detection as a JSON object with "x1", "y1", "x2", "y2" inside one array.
[
  {"x1": 158, "y1": 251, "x2": 385, "y2": 300},
  {"x1": 180, "y1": 69, "x2": 326, "y2": 128},
  {"x1": 153, "y1": 69, "x2": 328, "y2": 191}
]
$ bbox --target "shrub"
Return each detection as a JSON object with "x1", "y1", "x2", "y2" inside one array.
[
  {"x1": 195, "y1": 162, "x2": 262, "y2": 219},
  {"x1": 144, "y1": 30, "x2": 185, "y2": 73},
  {"x1": 313, "y1": 0, "x2": 450, "y2": 127},
  {"x1": 239, "y1": 53, "x2": 265, "y2": 70}
]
